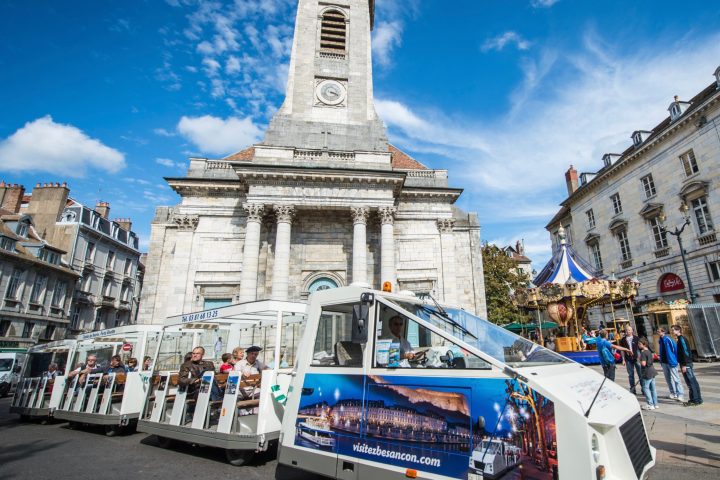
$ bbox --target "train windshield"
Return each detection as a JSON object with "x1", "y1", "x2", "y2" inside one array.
[{"x1": 388, "y1": 300, "x2": 571, "y2": 368}]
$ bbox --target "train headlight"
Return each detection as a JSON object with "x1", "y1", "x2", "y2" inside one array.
[{"x1": 591, "y1": 433, "x2": 601, "y2": 463}]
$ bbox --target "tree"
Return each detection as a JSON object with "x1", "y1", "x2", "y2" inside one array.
[{"x1": 482, "y1": 243, "x2": 530, "y2": 325}]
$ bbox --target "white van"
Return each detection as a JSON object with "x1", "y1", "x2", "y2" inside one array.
[
  {"x1": 278, "y1": 287, "x2": 656, "y2": 480},
  {"x1": 0, "y1": 350, "x2": 27, "y2": 397}
]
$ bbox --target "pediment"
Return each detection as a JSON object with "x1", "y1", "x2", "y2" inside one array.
[
  {"x1": 584, "y1": 232, "x2": 600, "y2": 244},
  {"x1": 679, "y1": 179, "x2": 709, "y2": 201},
  {"x1": 638, "y1": 202, "x2": 664, "y2": 219},
  {"x1": 608, "y1": 218, "x2": 628, "y2": 233}
]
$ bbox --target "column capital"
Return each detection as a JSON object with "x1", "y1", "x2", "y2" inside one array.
[
  {"x1": 437, "y1": 218, "x2": 456, "y2": 233},
  {"x1": 274, "y1": 204, "x2": 296, "y2": 224},
  {"x1": 351, "y1": 206, "x2": 370, "y2": 225},
  {"x1": 378, "y1": 206, "x2": 397, "y2": 225},
  {"x1": 243, "y1": 203, "x2": 265, "y2": 223}
]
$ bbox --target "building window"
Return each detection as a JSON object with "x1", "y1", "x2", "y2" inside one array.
[
  {"x1": 648, "y1": 217, "x2": 668, "y2": 250},
  {"x1": 589, "y1": 243, "x2": 603, "y2": 271},
  {"x1": 120, "y1": 284, "x2": 130, "y2": 302},
  {"x1": 82, "y1": 274, "x2": 93, "y2": 292},
  {"x1": 102, "y1": 278, "x2": 113, "y2": 297},
  {"x1": 22, "y1": 322, "x2": 34, "y2": 338},
  {"x1": 0, "y1": 320, "x2": 11, "y2": 337},
  {"x1": 85, "y1": 242, "x2": 96, "y2": 262},
  {"x1": 124, "y1": 258, "x2": 132, "y2": 275},
  {"x1": 17, "y1": 221, "x2": 29, "y2": 237},
  {"x1": 0, "y1": 237, "x2": 15, "y2": 251},
  {"x1": 71, "y1": 305, "x2": 82, "y2": 329},
  {"x1": 640, "y1": 174, "x2": 656, "y2": 198},
  {"x1": 586, "y1": 209, "x2": 596, "y2": 229},
  {"x1": 94, "y1": 309, "x2": 103, "y2": 327},
  {"x1": 309, "y1": 277, "x2": 339, "y2": 292},
  {"x1": 610, "y1": 193, "x2": 623, "y2": 215},
  {"x1": 29, "y1": 275, "x2": 48, "y2": 304},
  {"x1": 106, "y1": 251, "x2": 115, "y2": 270},
  {"x1": 320, "y1": 9, "x2": 347, "y2": 53},
  {"x1": 707, "y1": 261, "x2": 720, "y2": 282},
  {"x1": 5, "y1": 268, "x2": 24, "y2": 299},
  {"x1": 39, "y1": 249, "x2": 59, "y2": 265},
  {"x1": 43, "y1": 324, "x2": 56, "y2": 341},
  {"x1": 680, "y1": 150, "x2": 699, "y2": 177},
  {"x1": 51, "y1": 281, "x2": 67, "y2": 308},
  {"x1": 691, "y1": 196, "x2": 714, "y2": 234},
  {"x1": 616, "y1": 229, "x2": 632, "y2": 262}
]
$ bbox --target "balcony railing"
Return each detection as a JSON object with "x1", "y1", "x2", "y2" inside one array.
[
  {"x1": 698, "y1": 232, "x2": 717, "y2": 246},
  {"x1": 620, "y1": 259, "x2": 633, "y2": 270},
  {"x1": 654, "y1": 246, "x2": 671, "y2": 258}
]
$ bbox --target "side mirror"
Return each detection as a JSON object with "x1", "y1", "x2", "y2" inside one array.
[{"x1": 352, "y1": 304, "x2": 369, "y2": 343}]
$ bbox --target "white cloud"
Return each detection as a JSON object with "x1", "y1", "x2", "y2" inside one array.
[
  {"x1": 379, "y1": 31, "x2": 720, "y2": 263},
  {"x1": 372, "y1": 21, "x2": 403, "y2": 67},
  {"x1": 156, "y1": 157, "x2": 187, "y2": 170},
  {"x1": 226, "y1": 55, "x2": 241, "y2": 74},
  {"x1": 153, "y1": 127, "x2": 176, "y2": 137},
  {"x1": 176, "y1": 115, "x2": 263, "y2": 155},
  {"x1": 531, "y1": 0, "x2": 560, "y2": 8},
  {"x1": 0, "y1": 116, "x2": 125, "y2": 177},
  {"x1": 482, "y1": 31, "x2": 531, "y2": 52}
]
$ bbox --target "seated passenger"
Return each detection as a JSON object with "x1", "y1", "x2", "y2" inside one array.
[
  {"x1": 178, "y1": 347, "x2": 221, "y2": 401},
  {"x1": 94, "y1": 355, "x2": 126, "y2": 375},
  {"x1": 44, "y1": 363, "x2": 60, "y2": 381},
  {"x1": 387, "y1": 315, "x2": 417, "y2": 361},
  {"x1": 68, "y1": 354, "x2": 98, "y2": 385},
  {"x1": 219, "y1": 353, "x2": 234, "y2": 373},
  {"x1": 236, "y1": 346, "x2": 268, "y2": 378},
  {"x1": 231, "y1": 347, "x2": 245, "y2": 370},
  {"x1": 142, "y1": 356, "x2": 153, "y2": 371},
  {"x1": 126, "y1": 357, "x2": 138, "y2": 372}
]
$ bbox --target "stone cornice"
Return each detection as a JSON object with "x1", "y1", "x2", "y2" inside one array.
[
  {"x1": 399, "y1": 187, "x2": 462, "y2": 203},
  {"x1": 561, "y1": 88, "x2": 720, "y2": 207},
  {"x1": 165, "y1": 178, "x2": 245, "y2": 196}
]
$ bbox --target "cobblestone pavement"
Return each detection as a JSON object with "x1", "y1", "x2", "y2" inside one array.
[{"x1": 1, "y1": 363, "x2": 717, "y2": 479}]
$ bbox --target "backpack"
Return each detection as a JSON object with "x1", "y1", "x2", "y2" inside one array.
[{"x1": 600, "y1": 343, "x2": 615, "y2": 366}]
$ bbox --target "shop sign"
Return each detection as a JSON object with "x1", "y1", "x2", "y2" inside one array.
[{"x1": 660, "y1": 273, "x2": 685, "y2": 293}]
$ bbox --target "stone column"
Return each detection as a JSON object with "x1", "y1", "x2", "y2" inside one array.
[
  {"x1": 239, "y1": 203, "x2": 265, "y2": 302},
  {"x1": 271, "y1": 205, "x2": 295, "y2": 300},
  {"x1": 351, "y1": 207, "x2": 370, "y2": 286},
  {"x1": 438, "y1": 218, "x2": 457, "y2": 305},
  {"x1": 379, "y1": 207, "x2": 397, "y2": 291}
]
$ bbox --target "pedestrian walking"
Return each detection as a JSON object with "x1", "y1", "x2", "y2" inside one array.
[
  {"x1": 671, "y1": 325, "x2": 703, "y2": 406},
  {"x1": 597, "y1": 330, "x2": 631, "y2": 381},
  {"x1": 619, "y1": 326, "x2": 641, "y2": 394},
  {"x1": 638, "y1": 338, "x2": 658, "y2": 410},
  {"x1": 657, "y1": 327, "x2": 684, "y2": 402}
]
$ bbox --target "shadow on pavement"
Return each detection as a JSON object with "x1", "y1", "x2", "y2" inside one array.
[
  {"x1": 651, "y1": 439, "x2": 720, "y2": 468},
  {"x1": 0, "y1": 439, "x2": 65, "y2": 476},
  {"x1": 139, "y1": 434, "x2": 279, "y2": 467}
]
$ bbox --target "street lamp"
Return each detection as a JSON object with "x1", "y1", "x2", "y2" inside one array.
[{"x1": 658, "y1": 202, "x2": 697, "y2": 302}]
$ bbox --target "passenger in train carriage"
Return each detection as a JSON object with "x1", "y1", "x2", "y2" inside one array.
[
  {"x1": 178, "y1": 347, "x2": 222, "y2": 401},
  {"x1": 94, "y1": 355, "x2": 126, "y2": 375},
  {"x1": 231, "y1": 347, "x2": 245, "y2": 371},
  {"x1": 67, "y1": 354, "x2": 98, "y2": 385},
  {"x1": 143, "y1": 356, "x2": 153, "y2": 371},
  {"x1": 44, "y1": 363, "x2": 60, "y2": 381},
  {"x1": 236, "y1": 346, "x2": 268, "y2": 378},
  {"x1": 126, "y1": 357, "x2": 138, "y2": 372},
  {"x1": 219, "y1": 353, "x2": 234, "y2": 373}
]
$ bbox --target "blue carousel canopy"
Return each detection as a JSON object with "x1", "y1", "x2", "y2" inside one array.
[{"x1": 533, "y1": 226, "x2": 604, "y2": 286}]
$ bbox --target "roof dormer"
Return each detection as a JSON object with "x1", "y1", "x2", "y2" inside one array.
[
  {"x1": 602, "y1": 153, "x2": 621, "y2": 168},
  {"x1": 715, "y1": 65, "x2": 720, "y2": 89},
  {"x1": 668, "y1": 95, "x2": 691, "y2": 121},
  {"x1": 631, "y1": 130, "x2": 652, "y2": 147}
]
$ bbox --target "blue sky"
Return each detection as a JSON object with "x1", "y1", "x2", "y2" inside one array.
[{"x1": 1, "y1": 0, "x2": 720, "y2": 270}]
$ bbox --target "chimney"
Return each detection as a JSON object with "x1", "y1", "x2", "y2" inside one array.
[
  {"x1": 25, "y1": 182, "x2": 70, "y2": 237},
  {"x1": 565, "y1": 165, "x2": 579, "y2": 196},
  {"x1": 96, "y1": 201, "x2": 110, "y2": 219},
  {"x1": 114, "y1": 218, "x2": 132, "y2": 232},
  {"x1": 0, "y1": 182, "x2": 26, "y2": 213}
]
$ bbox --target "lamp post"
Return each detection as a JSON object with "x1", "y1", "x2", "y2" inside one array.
[{"x1": 658, "y1": 202, "x2": 697, "y2": 303}]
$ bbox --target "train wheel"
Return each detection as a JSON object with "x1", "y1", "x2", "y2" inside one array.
[{"x1": 105, "y1": 425, "x2": 119, "y2": 437}]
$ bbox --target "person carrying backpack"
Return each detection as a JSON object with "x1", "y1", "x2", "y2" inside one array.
[
  {"x1": 639, "y1": 338, "x2": 658, "y2": 410},
  {"x1": 671, "y1": 325, "x2": 703, "y2": 406},
  {"x1": 596, "y1": 330, "x2": 632, "y2": 381}
]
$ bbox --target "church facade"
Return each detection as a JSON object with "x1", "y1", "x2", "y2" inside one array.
[{"x1": 137, "y1": 0, "x2": 487, "y2": 324}]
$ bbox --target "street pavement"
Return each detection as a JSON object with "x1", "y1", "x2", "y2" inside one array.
[{"x1": 0, "y1": 363, "x2": 718, "y2": 480}]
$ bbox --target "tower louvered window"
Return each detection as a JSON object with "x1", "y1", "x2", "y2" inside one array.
[{"x1": 320, "y1": 9, "x2": 346, "y2": 53}]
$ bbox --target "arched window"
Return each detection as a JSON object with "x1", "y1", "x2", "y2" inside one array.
[
  {"x1": 309, "y1": 277, "x2": 339, "y2": 293},
  {"x1": 320, "y1": 9, "x2": 346, "y2": 53}
]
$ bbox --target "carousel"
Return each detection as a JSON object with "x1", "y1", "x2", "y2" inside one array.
[{"x1": 514, "y1": 226, "x2": 640, "y2": 364}]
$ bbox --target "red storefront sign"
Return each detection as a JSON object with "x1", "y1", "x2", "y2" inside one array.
[{"x1": 660, "y1": 273, "x2": 685, "y2": 293}]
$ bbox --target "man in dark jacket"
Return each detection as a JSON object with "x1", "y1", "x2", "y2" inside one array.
[
  {"x1": 619, "y1": 326, "x2": 641, "y2": 394},
  {"x1": 671, "y1": 325, "x2": 702, "y2": 406},
  {"x1": 178, "y1": 347, "x2": 220, "y2": 401},
  {"x1": 93, "y1": 355, "x2": 126, "y2": 375}
]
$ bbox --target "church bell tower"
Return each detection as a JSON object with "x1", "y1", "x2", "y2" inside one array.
[{"x1": 260, "y1": 0, "x2": 389, "y2": 158}]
